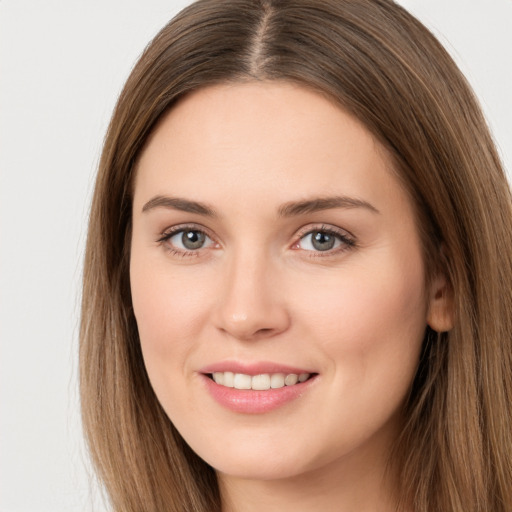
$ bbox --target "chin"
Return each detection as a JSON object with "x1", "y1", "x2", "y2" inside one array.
[
  {"x1": 181, "y1": 427, "x2": 330, "y2": 482},
  {"x1": 209, "y1": 452, "x2": 313, "y2": 481}
]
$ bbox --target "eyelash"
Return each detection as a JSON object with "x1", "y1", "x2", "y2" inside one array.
[
  {"x1": 156, "y1": 223, "x2": 356, "y2": 258},
  {"x1": 293, "y1": 224, "x2": 356, "y2": 257},
  {"x1": 156, "y1": 223, "x2": 217, "y2": 258}
]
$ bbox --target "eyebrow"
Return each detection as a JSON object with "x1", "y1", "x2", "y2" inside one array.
[
  {"x1": 277, "y1": 196, "x2": 379, "y2": 216},
  {"x1": 142, "y1": 195, "x2": 216, "y2": 216},
  {"x1": 141, "y1": 194, "x2": 379, "y2": 217}
]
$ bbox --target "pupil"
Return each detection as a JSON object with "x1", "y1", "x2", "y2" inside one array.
[
  {"x1": 182, "y1": 230, "x2": 205, "y2": 250},
  {"x1": 312, "y1": 231, "x2": 335, "y2": 251}
]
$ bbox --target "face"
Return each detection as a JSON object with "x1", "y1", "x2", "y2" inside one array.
[{"x1": 130, "y1": 82, "x2": 435, "y2": 482}]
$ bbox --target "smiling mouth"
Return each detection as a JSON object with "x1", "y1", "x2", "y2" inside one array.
[{"x1": 209, "y1": 372, "x2": 314, "y2": 390}]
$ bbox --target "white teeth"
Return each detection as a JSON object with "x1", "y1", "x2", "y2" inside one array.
[
  {"x1": 270, "y1": 373, "x2": 285, "y2": 388},
  {"x1": 211, "y1": 372, "x2": 311, "y2": 390},
  {"x1": 212, "y1": 372, "x2": 224, "y2": 385},
  {"x1": 251, "y1": 374, "x2": 271, "y2": 390},
  {"x1": 233, "y1": 373, "x2": 252, "y2": 389},
  {"x1": 284, "y1": 374, "x2": 298, "y2": 386},
  {"x1": 224, "y1": 372, "x2": 234, "y2": 387}
]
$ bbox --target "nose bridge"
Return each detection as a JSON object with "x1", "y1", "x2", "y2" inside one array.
[{"x1": 215, "y1": 243, "x2": 289, "y2": 340}]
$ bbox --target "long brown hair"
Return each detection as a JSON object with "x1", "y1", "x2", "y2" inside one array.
[{"x1": 80, "y1": 1, "x2": 512, "y2": 510}]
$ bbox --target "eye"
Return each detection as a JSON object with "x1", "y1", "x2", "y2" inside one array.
[
  {"x1": 295, "y1": 227, "x2": 355, "y2": 253},
  {"x1": 173, "y1": 229, "x2": 208, "y2": 250},
  {"x1": 158, "y1": 227, "x2": 217, "y2": 253}
]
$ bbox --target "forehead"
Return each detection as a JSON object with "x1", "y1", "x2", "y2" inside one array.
[{"x1": 133, "y1": 81, "x2": 408, "y2": 218}]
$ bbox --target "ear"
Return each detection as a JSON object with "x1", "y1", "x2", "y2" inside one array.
[{"x1": 426, "y1": 273, "x2": 454, "y2": 333}]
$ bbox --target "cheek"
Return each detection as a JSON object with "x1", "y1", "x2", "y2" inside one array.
[
  {"x1": 129, "y1": 257, "x2": 215, "y2": 425},
  {"x1": 296, "y1": 251, "x2": 428, "y2": 385},
  {"x1": 285, "y1": 253, "x2": 428, "y2": 456},
  {"x1": 129, "y1": 252, "x2": 213, "y2": 374}
]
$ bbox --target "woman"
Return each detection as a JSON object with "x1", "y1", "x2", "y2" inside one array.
[{"x1": 80, "y1": 1, "x2": 512, "y2": 510}]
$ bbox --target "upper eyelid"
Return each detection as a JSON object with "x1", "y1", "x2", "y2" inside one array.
[
  {"x1": 158, "y1": 223, "x2": 216, "y2": 241},
  {"x1": 294, "y1": 223, "x2": 355, "y2": 240}
]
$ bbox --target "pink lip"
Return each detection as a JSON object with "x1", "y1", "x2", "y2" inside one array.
[
  {"x1": 199, "y1": 360, "x2": 314, "y2": 376},
  {"x1": 198, "y1": 361, "x2": 318, "y2": 414}
]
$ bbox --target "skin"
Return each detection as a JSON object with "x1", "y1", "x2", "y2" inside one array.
[{"x1": 130, "y1": 82, "x2": 450, "y2": 511}]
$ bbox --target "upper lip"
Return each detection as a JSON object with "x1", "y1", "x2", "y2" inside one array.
[{"x1": 199, "y1": 361, "x2": 315, "y2": 376}]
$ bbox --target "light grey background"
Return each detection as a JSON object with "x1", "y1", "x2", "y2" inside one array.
[{"x1": 0, "y1": 1, "x2": 510, "y2": 511}]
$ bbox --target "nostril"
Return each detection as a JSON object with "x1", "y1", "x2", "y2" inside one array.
[{"x1": 256, "y1": 328, "x2": 273, "y2": 334}]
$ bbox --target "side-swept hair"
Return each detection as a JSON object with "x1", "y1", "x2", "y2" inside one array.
[{"x1": 80, "y1": 1, "x2": 512, "y2": 510}]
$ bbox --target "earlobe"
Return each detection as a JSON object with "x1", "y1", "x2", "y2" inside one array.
[{"x1": 427, "y1": 273, "x2": 454, "y2": 333}]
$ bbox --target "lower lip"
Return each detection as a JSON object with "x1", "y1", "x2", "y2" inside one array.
[{"x1": 201, "y1": 374, "x2": 317, "y2": 414}]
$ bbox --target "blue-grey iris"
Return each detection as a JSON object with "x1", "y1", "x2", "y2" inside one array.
[
  {"x1": 312, "y1": 231, "x2": 335, "y2": 251},
  {"x1": 182, "y1": 230, "x2": 206, "y2": 250}
]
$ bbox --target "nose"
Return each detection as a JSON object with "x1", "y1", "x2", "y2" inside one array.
[{"x1": 213, "y1": 249, "x2": 291, "y2": 341}]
